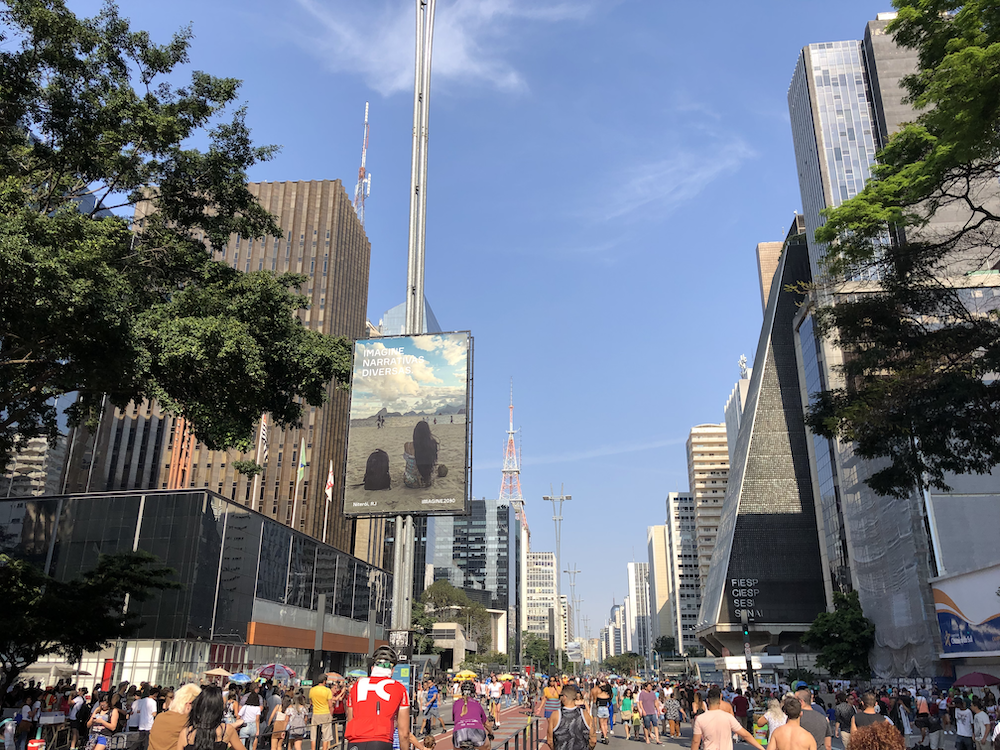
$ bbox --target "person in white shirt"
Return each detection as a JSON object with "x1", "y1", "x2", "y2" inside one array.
[
  {"x1": 69, "y1": 689, "x2": 86, "y2": 750},
  {"x1": 955, "y1": 698, "x2": 974, "y2": 750},
  {"x1": 136, "y1": 688, "x2": 158, "y2": 748}
]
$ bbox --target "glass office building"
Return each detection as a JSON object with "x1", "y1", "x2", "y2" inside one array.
[{"x1": 0, "y1": 489, "x2": 390, "y2": 687}]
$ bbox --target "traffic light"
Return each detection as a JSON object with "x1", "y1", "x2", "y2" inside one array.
[{"x1": 742, "y1": 621, "x2": 750, "y2": 639}]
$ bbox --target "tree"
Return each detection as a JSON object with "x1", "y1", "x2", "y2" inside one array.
[
  {"x1": 604, "y1": 652, "x2": 643, "y2": 675},
  {"x1": 784, "y1": 667, "x2": 817, "y2": 686},
  {"x1": 0, "y1": 0, "x2": 353, "y2": 470},
  {"x1": 522, "y1": 631, "x2": 550, "y2": 667},
  {"x1": 0, "y1": 550, "x2": 178, "y2": 695},
  {"x1": 653, "y1": 636, "x2": 676, "y2": 657},
  {"x1": 419, "y1": 581, "x2": 493, "y2": 654},
  {"x1": 806, "y1": 0, "x2": 1000, "y2": 497},
  {"x1": 685, "y1": 645, "x2": 704, "y2": 658},
  {"x1": 800, "y1": 591, "x2": 875, "y2": 678},
  {"x1": 410, "y1": 601, "x2": 440, "y2": 656}
]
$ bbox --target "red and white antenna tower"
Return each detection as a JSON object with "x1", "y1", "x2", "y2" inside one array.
[
  {"x1": 353, "y1": 102, "x2": 372, "y2": 226},
  {"x1": 499, "y1": 379, "x2": 526, "y2": 528}
]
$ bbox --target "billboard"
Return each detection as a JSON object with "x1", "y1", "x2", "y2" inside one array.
[
  {"x1": 343, "y1": 332, "x2": 471, "y2": 517},
  {"x1": 932, "y1": 562, "x2": 1000, "y2": 656}
]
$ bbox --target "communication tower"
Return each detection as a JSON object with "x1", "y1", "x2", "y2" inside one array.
[
  {"x1": 499, "y1": 379, "x2": 525, "y2": 522},
  {"x1": 353, "y1": 102, "x2": 372, "y2": 226}
]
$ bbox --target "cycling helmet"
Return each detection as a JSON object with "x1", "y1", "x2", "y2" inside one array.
[
  {"x1": 372, "y1": 645, "x2": 398, "y2": 670},
  {"x1": 461, "y1": 680, "x2": 476, "y2": 697}
]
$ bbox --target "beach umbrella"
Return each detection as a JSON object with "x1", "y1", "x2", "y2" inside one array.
[
  {"x1": 205, "y1": 668, "x2": 232, "y2": 677},
  {"x1": 498, "y1": 674, "x2": 515, "y2": 681},
  {"x1": 327, "y1": 672, "x2": 344, "y2": 682},
  {"x1": 347, "y1": 669, "x2": 368, "y2": 678},
  {"x1": 229, "y1": 673, "x2": 252, "y2": 684},
  {"x1": 256, "y1": 663, "x2": 296, "y2": 680},
  {"x1": 953, "y1": 672, "x2": 1000, "y2": 687},
  {"x1": 454, "y1": 670, "x2": 478, "y2": 681}
]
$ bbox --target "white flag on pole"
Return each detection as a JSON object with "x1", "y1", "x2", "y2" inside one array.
[{"x1": 325, "y1": 460, "x2": 334, "y2": 504}]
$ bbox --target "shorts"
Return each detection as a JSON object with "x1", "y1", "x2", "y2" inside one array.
[
  {"x1": 312, "y1": 713, "x2": 333, "y2": 744},
  {"x1": 928, "y1": 731, "x2": 943, "y2": 750},
  {"x1": 643, "y1": 715, "x2": 658, "y2": 729},
  {"x1": 597, "y1": 707, "x2": 610, "y2": 720},
  {"x1": 424, "y1": 706, "x2": 440, "y2": 719},
  {"x1": 70, "y1": 720, "x2": 81, "y2": 732},
  {"x1": 454, "y1": 728, "x2": 488, "y2": 747},
  {"x1": 346, "y1": 742, "x2": 393, "y2": 750},
  {"x1": 239, "y1": 724, "x2": 257, "y2": 741}
]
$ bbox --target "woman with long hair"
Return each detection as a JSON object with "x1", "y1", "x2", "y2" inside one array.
[
  {"x1": 452, "y1": 681, "x2": 490, "y2": 750},
  {"x1": 412, "y1": 421, "x2": 438, "y2": 485},
  {"x1": 177, "y1": 686, "x2": 245, "y2": 750},
  {"x1": 619, "y1": 689, "x2": 636, "y2": 740},
  {"x1": 849, "y1": 721, "x2": 905, "y2": 750},
  {"x1": 285, "y1": 694, "x2": 308, "y2": 750},
  {"x1": 150, "y1": 684, "x2": 201, "y2": 750},
  {"x1": 756, "y1": 698, "x2": 787, "y2": 744},
  {"x1": 268, "y1": 696, "x2": 291, "y2": 750}
]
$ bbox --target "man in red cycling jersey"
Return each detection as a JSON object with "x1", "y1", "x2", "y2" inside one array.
[{"x1": 346, "y1": 645, "x2": 411, "y2": 750}]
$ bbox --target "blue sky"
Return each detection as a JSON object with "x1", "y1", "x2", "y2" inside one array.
[{"x1": 71, "y1": 0, "x2": 888, "y2": 643}]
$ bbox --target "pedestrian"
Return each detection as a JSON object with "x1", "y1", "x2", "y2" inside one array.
[
  {"x1": 285, "y1": 694, "x2": 309, "y2": 750},
  {"x1": 148, "y1": 683, "x2": 201, "y2": 750},
  {"x1": 69, "y1": 688, "x2": 88, "y2": 750},
  {"x1": 758, "y1": 698, "x2": 787, "y2": 744},
  {"x1": 848, "y1": 722, "x2": 905, "y2": 750},
  {"x1": 136, "y1": 687, "x2": 159, "y2": 750},
  {"x1": 664, "y1": 693, "x2": 685, "y2": 738},
  {"x1": 620, "y1": 689, "x2": 636, "y2": 741},
  {"x1": 309, "y1": 673, "x2": 335, "y2": 750},
  {"x1": 238, "y1": 691, "x2": 262, "y2": 750},
  {"x1": 547, "y1": 684, "x2": 598, "y2": 750},
  {"x1": 971, "y1": 698, "x2": 990, "y2": 750},
  {"x1": 178, "y1": 686, "x2": 246, "y2": 750},
  {"x1": 637, "y1": 683, "x2": 661, "y2": 745},
  {"x1": 834, "y1": 693, "x2": 856, "y2": 750},
  {"x1": 769, "y1": 697, "x2": 816, "y2": 750},
  {"x1": 691, "y1": 688, "x2": 765, "y2": 750},
  {"x1": 955, "y1": 698, "x2": 975, "y2": 750},
  {"x1": 733, "y1": 690, "x2": 752, "y2": 733},
  {"x1": 423, "y1": 679, "x2": 447, "y2": 736},
  {"x1": 795, "y1": 689, "x2": 833, "y2": 750}
]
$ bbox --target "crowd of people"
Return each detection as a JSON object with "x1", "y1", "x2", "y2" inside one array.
[{"x1": 8, "y1": 667, "x2": 1000, "y2": 750}]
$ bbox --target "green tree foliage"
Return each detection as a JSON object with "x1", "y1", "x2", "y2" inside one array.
[
  {"x1": 0, "y1": 550, "x2": 178, "y2": 695},
  {"x1": 419, "y1": 581, "x2": 493, "y2": 653},
  {"x1": 653, "y1": 635, "x2": 676, "y2": 656},
  {"x1": 0, "y1": 0, "x2": 353, "y2": 469},
  {"x1": 807, "y1": 0, "x2": 1000, "y2": 497},
  {"x1": 522, "y1": 631, "x2": 551, "y2": 666},
  {"x1": 604, "y1": 652, "x2": 643, "y2": 675},
  {"x1": 800, "y1": 591, "x2": 875, "y2": 679},
  {"x1": 784, "y1": 667, "x2": 818, "y2": 686},
  {"x1": 410, "y1": 600, "x2": 440, "y2": 656}
]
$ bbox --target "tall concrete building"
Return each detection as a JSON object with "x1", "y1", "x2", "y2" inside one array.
[
  {"x1": 667, "y1": 492, "x2": 701, "y2": 653},
  {"x1": 526, "y1": 551, "x2": 562, "y2": 649},
  {"x1": 783, "y1": 14, "x2": 995, "y2": 676},
  {"x1": 61, "y1": 180, "x2": 370, "y2": 554},
  {"x1": 687, "y1": 424, "x2": 729, "y2": 587},
  {"x1": 606, "y1": 603, "x2": 624, "y2": 657},
  {"x1": 626, "y1": 562, "x2": 651, "y2": 663},
  {"x1": 724, "y1": 365, "x2": 753, "y2": 465},
  {"x1": 756, "y1": 241, "x2": 784, "y2": 312},
  {"x1": 560, "y1": 594, "x2": 573, "y2": 648},
  {"x1": 646, "y1": 525, "x2": 672, "y2": 645}
]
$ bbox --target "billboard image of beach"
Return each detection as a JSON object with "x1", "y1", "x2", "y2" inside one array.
[{"x1": 343, "y1": 332, "x2": 471, "y2": 517}]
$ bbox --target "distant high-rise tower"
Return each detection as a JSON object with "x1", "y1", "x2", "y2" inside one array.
[
  {"x1": 499, "y1": 381, "x2": 529, "y2": 662},
  {"x1": 687, "y1": 424, "x2": 729, "y2": 587}
]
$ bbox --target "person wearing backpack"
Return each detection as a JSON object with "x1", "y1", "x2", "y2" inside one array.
[{"x1": 71, "y1": 688, "x2": 92, "y2": 750}]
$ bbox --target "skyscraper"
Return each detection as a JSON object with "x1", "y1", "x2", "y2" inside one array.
[
  {"x1": 646, "y1": 525, "x2": 672, "y2": 647},
  {"x1": 62, "y1": 180, "x2": 370, "y2": 553},
  {"x1": 526, "y1": 551, "x2": 560, "y2": 646},
  {"x1": 687, "y1": 424, "x2": 729, "y2": 588},
  {"x1": 626, "y1": 561, "x2": 652, "y2": 664},
  {"x1": 666, "y1": 492, "x2": 701, "y2": 653},
  {"x1": 785, "y1": 15, "x2": 955, "y2": 675}
]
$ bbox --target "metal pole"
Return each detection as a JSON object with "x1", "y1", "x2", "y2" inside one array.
[{"x1": 394, "y1": 0, "x2": 437, "y2": 633}]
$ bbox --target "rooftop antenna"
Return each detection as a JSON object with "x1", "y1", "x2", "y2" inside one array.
[{"x1": 353, "y1": 102, "x2": 372, "y2": 226}]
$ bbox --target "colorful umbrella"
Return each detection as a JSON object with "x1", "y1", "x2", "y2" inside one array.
[
  {"x1": 347, "y1": 669, "x2": 368, "y2": 678},
  {"x1": 953, "y1": 672, "x2": 1000, "y2": 687},
  {"x1": 256, "y1": 663, "x2": 296, "y2": 680},
  {"x1": 205, "y1": 668, "x2": 232, "y2": 677},
  {"x1": 229, "y1": 673, "x2": 252, "y2": 684}
]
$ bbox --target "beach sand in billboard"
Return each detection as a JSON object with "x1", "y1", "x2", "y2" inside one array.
[{"x1": 344, "y1": 415, "x2": 467, "y2": 514}]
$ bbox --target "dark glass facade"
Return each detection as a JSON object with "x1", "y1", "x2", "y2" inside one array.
[
  {"x1": 0, "y1": 489, "x2": 391, "y2": 643},
  {"x1": 797, "y1": 315, "x2": 852, "y2": 594}
]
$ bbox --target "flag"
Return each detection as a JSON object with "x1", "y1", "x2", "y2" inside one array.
[
  {"x1": 259, "y1": 414, "x2": 269, "y2": 463},
  {"x1": 297, "y1": 437, "x2": 306, "y2": 481},
  {"x1": 325, "y1": 461, "x2": 334, "y2": 504}
]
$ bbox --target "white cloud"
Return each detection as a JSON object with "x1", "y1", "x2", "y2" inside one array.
[
  {"x1": 289, "y1": 0, "x2": 593, "y2": 95},
  {"x1": 600, "y1": 138, "x2": 756, "y2": 222}
]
